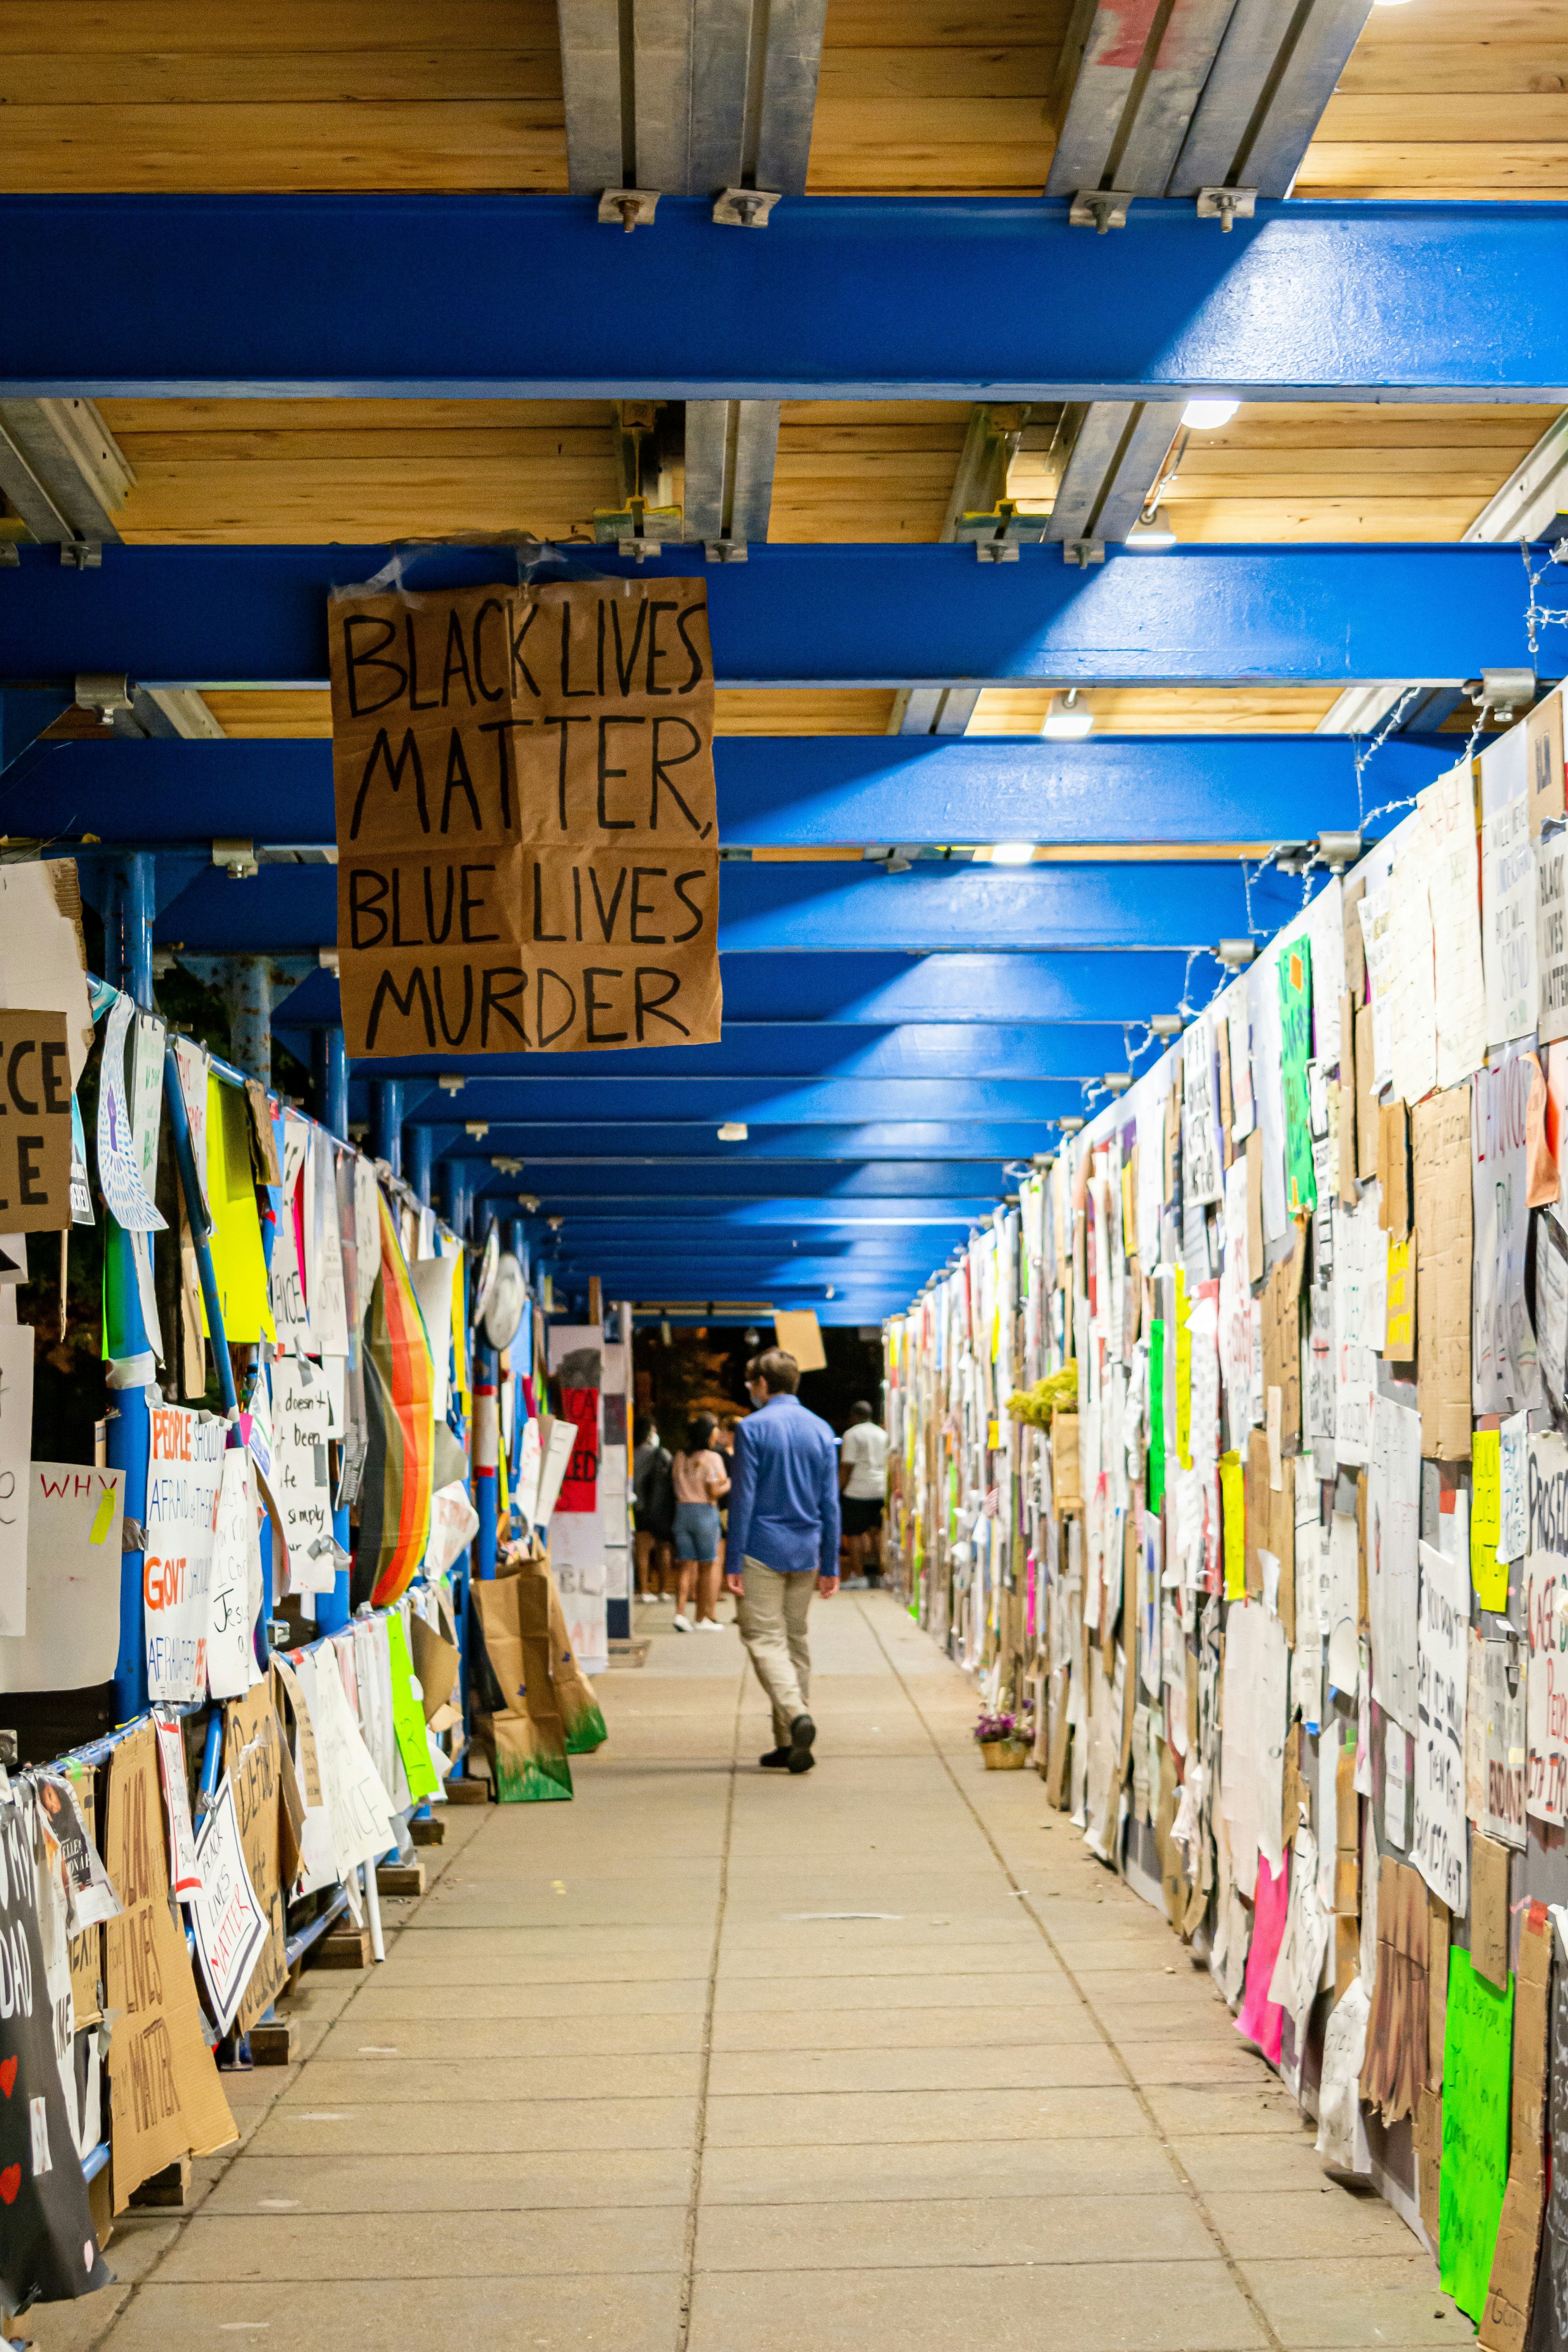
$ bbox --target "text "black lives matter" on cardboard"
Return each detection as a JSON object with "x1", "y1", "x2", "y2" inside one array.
[{"x1": 330, "y1": 578, "x2": 723, "y2": 1057}]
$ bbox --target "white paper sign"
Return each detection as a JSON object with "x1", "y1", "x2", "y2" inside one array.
[
  {"x1": 1538, "y1": 819, "x2": 1568, "y2": 1045},
  {"x1": 1527, "y1": 1431, "x2": 1568, "y2": 1826},
  {"x1": 1413, "y1": 1540, "x2": 1467, "y2": 1911},
  {"x1": 95, "y1": 995, "x2": 165, "y2": 1233},
  {"x1": 1482, "y1": 727, "x2": 1538, "y2": 1048},
  {"x1": 1387, "y1": 829, "x2": 1439, "y2": 1109},
  {"x1": 306, "y1": 1129, "x2": 349, "y2": 1359},
  {"x1": 0, "y1": 1326, "x2": 34, "y2": 1639},
  {"x1": 1181, "y1": 1015, "x2": 1223, "y2": 1207},
  {"x1": 1422, "y1": 764, "x2": 1489, "y2": 1089},
  {"x1": 272, "y1": 1359, "x2": 334, "y2": 1593},
  {"x1": 153, "y1": 1710, "x2": 204, "y2": 1900},
  {"x1": 144, "y1": 1403, "x2": 225, "y2": 1702},
  {"x1": 1473, "y1": 1054, "x2": 1542, "y2": 1415},
  {"x1": 1481, "y1": 1637, "x2": 1526, "y2": 1849},
  {"x1": 170, "y1": 1035, "x2": 211, "y2": 1227},
  {"x1": 1368, "y1": 1393, "x2": 1421, "y2": 1735},
  {"x1": 311, "y1": 1637, "x2": 397, "y2": 1875},
  {"x1": 0, "y1": 1464, "x2": 122, "y2": 1688},
  {"x1": 206, "y1": 1448, "x2": 263, "y2": 1701},
  {"x1": 1332, "y1": 1185, "x2": 1385, "y2": 1470},
  {"x1": 268, "y1": 1117, "x2": 312, "y2": 1350},
  {"x1": 1227, "y1": 996, "x2": 1255, "y2": 1143},
  {"x1": 190, "y1": 1774, "x2": 266, "y2": 2033},
  {"x1": 1500, "y1": 1408, "x2": 1529, "y2": 1564}
]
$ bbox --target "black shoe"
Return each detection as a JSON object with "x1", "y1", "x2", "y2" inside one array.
[
  {"x1": 759, "y1": 1746, "x2": 791, "y2": 1769},
  {"x1": 787, "y1": 1714, "x2": 816, "y2": 1774}
]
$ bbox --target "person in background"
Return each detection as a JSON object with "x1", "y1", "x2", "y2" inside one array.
[
  {"x1": 724, "y1": 1349, "x2": 841, "y2": 1773},
  {"x1": 839, "y1": 1399, "x2": 889, "y2": 1589},
  {"x1": 670, "y1": 1411, "x2": 730, "y2": 1631},
  {"x1": 632, "y1": 1414, "x2": 676, "y2": 1601}
]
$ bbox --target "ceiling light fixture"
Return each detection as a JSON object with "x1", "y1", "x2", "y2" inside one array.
[
  {"x1": 1042, "y1": 688, "x2": 1093, "y2": 740},
  {"x1": 718, "y1": 1122, "x2": 748, "y2": 1141},
  {"x1": 1181, "y1": 398, "x2": 1239, "y2": 429},
  {"x1": 989, "y1": 841, "x2": 1036, "y2": 865}
]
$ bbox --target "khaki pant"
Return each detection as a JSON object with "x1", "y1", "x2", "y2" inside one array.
[{"x1": 737, "y1": 1555, "x2": 814, "y2": 1747}]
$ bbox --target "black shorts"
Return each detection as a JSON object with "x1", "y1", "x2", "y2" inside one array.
[{"x1": 842, "y1": 1496, "x2": 884, "y2": 1538}]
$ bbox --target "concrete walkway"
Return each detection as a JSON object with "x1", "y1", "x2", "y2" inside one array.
[{"x1": 39, "y1": 1591, "x2": 1458, "y2": 2352}]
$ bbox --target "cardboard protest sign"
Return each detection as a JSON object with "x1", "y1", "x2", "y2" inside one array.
[
  {"x1": 1526, "y1": 1431, "x2": 1568, "y2": 1826},
  {"x1": 221, "y1": 1677, "x2": 291, "y2": 2031},
  {"x1": 330, "y1": 578, "x2": 722, "y2": 1057},
  {"x1": 1413, "y1": 1086, "x2": 1474, "y2": 1460},
  {"x1": 0, "y1": 1464, "x2": 121, "y2": 1682},
  {"x1": 0, "y1": 1796, "x2": 113, "y2": 2310},
  {"x1": 0, "y1": 1011, "x2": 74, "y2": 1231},
  {"x1": 102, "y1": 1723, "x2": 236, "y2": 2209},
  {"x1": 144, "y1": 1403, "x2": 226, "y2": 1702},
  {"x1": 206, "y1": 1446, "x2": 263, "y2": 1701},
  {"x1": 190, "y1": 1776, "x2": 267, "y2": 2038},
  {"x1": 1480, "y1": 1901, "x2": 1551, "y2": 2352}
]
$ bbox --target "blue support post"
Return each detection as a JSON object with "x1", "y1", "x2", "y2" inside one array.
[
  {"x1": 312, "y1": 1023, "x2": 348, "y2": 1140},
  {"x1": 407, "y1": 1124, "x2": 433, "y2": 1207},
  {"x1": 108, "y1": 853, "x2": 156, "y2": 1726},
  {"x1": 372, "y1": 1077, "x2": 403, "y2": 1176}
]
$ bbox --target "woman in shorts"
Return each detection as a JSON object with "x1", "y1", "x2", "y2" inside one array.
[{"x1": 670, "y1": 1412, "x2": 731, "y2": 1631}]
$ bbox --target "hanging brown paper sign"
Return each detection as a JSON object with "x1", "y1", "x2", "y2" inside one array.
[{"x1": 330, "y1": 577, "x2": 722, "y2": 1057}]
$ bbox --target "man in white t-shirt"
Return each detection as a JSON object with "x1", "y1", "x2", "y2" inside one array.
[{"x1": 838, "y1": 1400, "x2": 889, "y2": 1589}]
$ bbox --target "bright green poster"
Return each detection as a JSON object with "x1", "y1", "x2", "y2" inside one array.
[
  {"x1": 1278, "y1": 935, "x2": 1317, "y2": 1218},
  {"x1": 1439, "y1": 1947, "x2": 1513, "y2": 2321},
  {"x1": 387, "y1": 1609, "x2": 442, "y2": 1803},
  {"x1": 1147, "y1": 1318, "x2": 1165, "y2": 1511}
]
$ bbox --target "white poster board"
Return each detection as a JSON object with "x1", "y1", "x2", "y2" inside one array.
[
  {"x1": 0, "y1": 1464, "x2": 122, "y2": 1687},
  {"x1": 144, "y1": 1403, "x2": 225, "y2": 1702}
]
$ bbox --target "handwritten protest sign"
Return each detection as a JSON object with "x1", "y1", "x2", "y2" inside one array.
[
  {"x1": 190, "y1": 1776, "x2": 266, "y2": 2038},
  {"x1": 103, "y1": 1724, "x2": 236, "y2": 2207},
  {"x1": 330, "y1": 578, "x2": 722, "y2": 1057},
  {"x1": 0, "y1": 1011, "x2": 74, "y2": 1231},
  {"x1": 1527, "y1": 1431, "x2": 1568, "y2": 1826},
  {"x1": 144, "y1": 1405, "x2": 225, "y2": 1703}
]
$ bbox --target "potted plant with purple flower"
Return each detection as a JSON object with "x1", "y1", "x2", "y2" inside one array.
[{"x1": 974, "y1": 1709, "x2": 1030, "y2": 1769}]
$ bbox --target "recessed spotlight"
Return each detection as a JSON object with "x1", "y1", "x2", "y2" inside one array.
[
  {"x1": 1042, "y1": 689, "x2": 1093, "y2": 740},
  {"x1": 1180, "y1": 398, "x2": 1239, "y2": 429},
  {"x1": 989, "y1": 842, "x2": 1036, "y2": 865}
]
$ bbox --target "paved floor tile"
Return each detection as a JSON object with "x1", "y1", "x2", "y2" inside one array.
[{"x1": 33, "y1": 1593, "x2": 1441, "y2": 2352}]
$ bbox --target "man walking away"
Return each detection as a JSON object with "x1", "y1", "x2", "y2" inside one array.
[
  {"x1": 723, "y1": 1349, "x2": 841, "y2": 1774},
  {"x1": 839, "y1": 1400, "x2": 888, "y2": 1589}
]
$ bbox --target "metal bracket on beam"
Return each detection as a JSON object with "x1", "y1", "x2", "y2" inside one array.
[
  {"x1": 1062, "y1": 539, "x2": 1106, "y2": 567},
  {"x1": 61, "y1": 540, "x2": 103, "y2": 569},
  {"x1": 956, "y1": 500, "x2": 1049, "y2": 563},
  {"x1": 704, "y1": 539, "x2": 749, "y2": 563},
  {"x1": 1195, "y1": 187, "x2": 1256, "y2": 232},
  {"x1": 212, "y1": 837, "x2": 258, "y2": 878},
  {"x1": 74, "y1": 673, "x2": 134, "y2": 723},
  {"x1": 1069, "y1": 191, "x2": 1133, "y2": 233},
  {"x1": 712, "y1": 189, "x2": 780, "y2": 228},
  {"x1": 598, "y1": 189, "x2": 660, "y2": 232}
]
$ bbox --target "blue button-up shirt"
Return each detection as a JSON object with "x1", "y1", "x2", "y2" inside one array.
[{"x1": 725, "y1": 1393, "x2": 842, "y2": 1576}]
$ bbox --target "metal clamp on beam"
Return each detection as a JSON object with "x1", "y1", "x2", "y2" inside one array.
[
  {"x1": 597, "y1": 189, "x2": 659, "y2": 232},
  {"x1": 1195, "y1": 188, "x2": 1256, "y2": 232},
  {"x1": 704, "y1": 539, "x2": 749, "y2": 562},
  {"x1": 1062, "y1": 539, "x2": 1106, "y2": 568},
  {"x1": 211, "y1": 837, "x2": 257, "y2": 878},
  {"x1": 1069, "y1": 191, "x2": 1133, "y2": 233},
  {"x1": 61, "y1": 540, "x2": 102, "y2": 569},
  {"x1": 955, "y1": 500, "x2": 1049, "y2": 564},
  {"x1": 74, "y1": 673, "x2": 133, "y2": 723},
  {"x1": 713, "y1": 189, "x2": 780, "y2": 228}
]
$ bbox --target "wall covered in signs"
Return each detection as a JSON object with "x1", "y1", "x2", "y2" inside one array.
[{"x1": 884, "y1": 685, "x2": 1568, "y2": 2320}]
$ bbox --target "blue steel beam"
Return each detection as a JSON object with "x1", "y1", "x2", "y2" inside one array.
[
  {"x1": 399, "y1": 1123, "x2": 1058, "y2": 1159},
  {"x1": 461, "y1": 1164, "x2": 1011, "y2": 1199},
  {"x1": 285, "y1": 952, "x2": 1192, "y2": 1036},
  {"x1": 519, "y1": 1200, "x2": 998, "y2": 1224},
  {"x1": 8, "y1": 732, "x2": 1455, "y2": 846},
  {"x1": 0, "y1": 542, "x2": 1541, "y2": 689},
  {"x1": 378, "y1": 1025, "x2": 1133, "y2": 1086},
  {"x1": 4, "y1": 196, "x2": 1568, "y2": 401},
  {"x1": 149, "y1": 858, "x2": 1297, "y2": 955},
  {"x1": 399, "y1": 1078, "x2": 1085, "y2": 1123}
]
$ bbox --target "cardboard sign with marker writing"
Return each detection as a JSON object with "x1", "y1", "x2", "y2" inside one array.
[
  {"x1": 0, "y1": 1010, "x2": 74, "y2": 1230},
  {"x1": 330, "y1": 578, "x2": 721, "y2": 1057}
]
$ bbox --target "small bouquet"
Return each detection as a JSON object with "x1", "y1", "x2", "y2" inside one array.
[{"x1": 974, "y1": 1707, "x2": 1032, "y2": 1770}]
